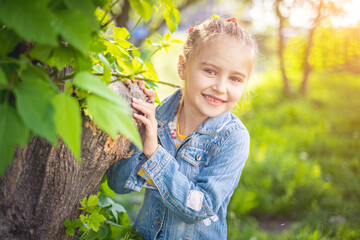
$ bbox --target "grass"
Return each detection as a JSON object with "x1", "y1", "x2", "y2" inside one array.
[{"x1": 228, "y1": 69, "x2": 360, "y2": 240}]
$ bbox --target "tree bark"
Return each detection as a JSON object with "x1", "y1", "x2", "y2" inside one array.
[
  {"x1": 275, "y1": 0, "x2": 291, "y2": 97},
  {"x1": 0, "y1": 81, "x2": 147, "y2": 240}
]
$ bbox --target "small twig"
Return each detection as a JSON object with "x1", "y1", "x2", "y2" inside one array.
[
  {"x1": 59, "y1": 72, "x2": 181, "y2": 88},
  {"x1": 100, "y1": 0, "x2": 122, "y2": 29},
  {"x1": 126, "y1": 17, "x2": 142, "y2": 39}
]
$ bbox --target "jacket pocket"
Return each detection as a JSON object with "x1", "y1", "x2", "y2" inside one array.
[{"x1": 178, "y1": 144, "x2": 214, "y2": 181}]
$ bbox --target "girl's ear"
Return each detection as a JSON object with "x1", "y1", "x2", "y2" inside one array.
[{"x1": 177, "y1": 55, "x2": 186, "y2": 80}]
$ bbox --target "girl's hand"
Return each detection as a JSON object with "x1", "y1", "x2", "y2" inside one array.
[{"x1": 125, "y1": 80, "x2": 158, "y2": 158}]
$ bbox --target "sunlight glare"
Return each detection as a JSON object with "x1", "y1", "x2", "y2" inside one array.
[{"x1": 331, "y1": 0, "x2": 360, "y2": 27}]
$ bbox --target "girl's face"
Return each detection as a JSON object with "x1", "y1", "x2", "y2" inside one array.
[{"x1": 181, "y1": 36, "x2": 253, "y2": 119}]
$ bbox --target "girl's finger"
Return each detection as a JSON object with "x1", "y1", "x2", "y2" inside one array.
[
  {"x1": 133, "y1": 113, "x2": 151, "y2": 126},
  {"x1": 123, "y1": 79, "x2": 131, "y2": 85},
  {"x1": 132, "y1": 97, "x2": 155, "y2": 108},
  {"x1": 132, "y1": 101, "x2": 154, "y2": 117},
  {"x1": 144, "y1": 89, "x2": 156, "y2": 103},
  {"x1": 138, "y1": 80, "x2": 145, "y2": 90}
]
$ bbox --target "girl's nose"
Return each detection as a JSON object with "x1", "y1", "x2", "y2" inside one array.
[{"x1": 211, "y1": 77, "x2": 227, "y2": 94}]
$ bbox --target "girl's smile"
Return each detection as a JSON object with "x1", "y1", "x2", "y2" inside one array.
[{"x1": 202, "y1": 94, "x2": 226, "y2": 105}]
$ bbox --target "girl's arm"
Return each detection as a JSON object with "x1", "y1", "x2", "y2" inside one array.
[{"x1": 106, "y1": 80, "x2": 157, "y2": 194}]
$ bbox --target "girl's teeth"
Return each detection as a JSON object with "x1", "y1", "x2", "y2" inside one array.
[{"x1": 205, "y1": 95, "x2": 222, "y2": 103}]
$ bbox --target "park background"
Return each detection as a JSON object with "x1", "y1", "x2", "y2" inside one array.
[
  {"x1": 121, "y1": 0, "x2": 360, "y2": 239},
  {"x1": 0, "y1": 0, "x2": 359, "y2": 239}
]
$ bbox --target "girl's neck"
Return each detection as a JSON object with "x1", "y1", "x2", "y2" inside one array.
[{"x1": 177, "y1": 101, "x2": 207, "y2": 136}]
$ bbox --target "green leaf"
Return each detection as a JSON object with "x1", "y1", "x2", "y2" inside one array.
[
  {"x1": 99, "y1": 176, "x2": 116, "y2": 197},
  {"x1": 86, "y1": 95, "x2": 142, "y2": 149},
  {"x1": 155, "y1": 93, "x2": 162, "y2": 105},
  {"x1": 132, "y1": 58, "x2": 143, "y2": 73},
  {"x1": 73, "y1": 50, "x2": 92, "y2": 71},
  {"x1": 95, "y1": 8, "x2": 109, "y2": 24},
  {"x1": 129, "y1": 0, "x2": 153, "y2": 22},
  {"x1": 104, "y1": 41, "x2": 131, "y2": 59},
  {"x1": 83, "y1": 229, "x2": 99, "y2": 239},
  {"x1": 52, "y1": 93, "x2": 82, "y2": 161},
  {"x1": 117, "y1": 58, "x2": 135, "y2": 76},
  {"x1": 89, "y1": 35, "x2": 107, "y2": 53},
  {"x1": 64, "y1": 80, "x2": 73, "y2": 96},
  {"x1": 143, "y1": 62, "x2": 159, "y2": 82},
  {"x1": 131, "y1": 46, "x2": 141, "y2": 58},
  {"x1": 170, "y1": 39, "x2": 184, "y2": 44},
  {"x1": 29, "y1": 45, "x2": 53, "y2": 62},
  {"x1": 87, "y1": 195, "x2": 99, "y2": 207},
  {"x1": 47, "y1": 45, "x2": 74, "y2": 71},
  {"x1": 0, "y1": 104, "x2": 30, "y2": 175},
  {"x1": 14, "y1": 71, "x2": 57, "y2": 144},
  {"x1": 30, "y1": 44, "x2": 75, "y2": 72},
  {"x1": 63, "y1": 0, "x2": 99, "y2": 31},
  {"x1": 64, "y1": 218, "x2": 72, "y2": 228},
  {"x1": 0, "y1": 27, "x2": 21, "y2": 57},
  {"x1": 113, "y1": 27, "x2": 130, "y2": 40},
  {"x1": 53, "y1": 9, "x2": 95, "y2": 54},
  {"x1": 0, "y1": 67, "x2": 7, "y2": 86},
  {"x1": 0, "y1": 0, "x2": 58, "y2": 46},
  {"x1": 80, "y1": 198, "x2": 88, "y2": 209},
  {"x1": 98, "y1": 54, "x2": 111, "y2": 84},
  {"x1": 145, "y1": 38, "x2": 152, "y2": 46},
  {"x1": 164, "y1": 33, "x2": 171, "y2": 42},
  {"x1": 159, "y1": 0, "x2": 173, "y2": 7},
  {"x1": 88, "y1": 212, "x2": 106, "y2": 231},
  {"x1": 97, "y1": 225, "x2": 109, "y2": 239},
  {"x1": 118, "y1": 212, "x2": 131, "y2": 226},
  {"x1": 73, "y1": 72, "x2": 128, "y2": 108},
  {"x1": 164, "y1": 6, "x2": 180, "y2": 33},
  {"x1": 72, "y1": 218, "x2": 83, "y2": 228},
  {"x1": 65, "y1": 227, "x2": 75, "y2": 236}
]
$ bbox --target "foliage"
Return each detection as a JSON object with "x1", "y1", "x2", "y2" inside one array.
[
  {"x1": 65, "y1": 177, "x2": 143, "y2": 239},
  {"x1": 228, "y1": 69, "x2": 360, "y2": 239},
  {"x1": 283, "y1": 26, "x2": 360, "y2": 74},
  {"x1": 0, "y1": 0, "x2": 182, "y2": 175}
]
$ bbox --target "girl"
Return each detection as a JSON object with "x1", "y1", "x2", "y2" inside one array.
[{"x1": 107, "y1": 16, "x2": 257, "y2": 240}]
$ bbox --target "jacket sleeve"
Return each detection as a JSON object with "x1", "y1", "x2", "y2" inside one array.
[
  {"x1": 106, "y1": 143, "x2": 148, "y2": 194},
  {"x1": 137, "y1": 128, "x2": 250, "y2": 223}
]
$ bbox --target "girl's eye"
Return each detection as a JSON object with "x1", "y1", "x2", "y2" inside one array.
[
  {"x1": 204, "y1": 69, "x2": 216, "y2": 75},
  {"x1": 231, "y1": 77, "x2": 242, "y2": 82}
]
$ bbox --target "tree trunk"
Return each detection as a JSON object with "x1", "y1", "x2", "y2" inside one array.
[
  {"x1": 300, "y1": 29, "x2": 314, "y2": 97},
  {"x1": 300, "y1": 0, "x2": 323, "y2": 97},
  {"x1": 275, "y1": 1, "x2": 291, "y2": 96},
  {"x1": 0, "y1": 82, "x2": 146, "y2": 240},
  {"x1": 115, "y1": 0, "x2": 130, "y2": 27}
]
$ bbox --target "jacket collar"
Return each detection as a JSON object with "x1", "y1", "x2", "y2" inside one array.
[{"x1": 156, "y1": 89, "x2": 232, "y2": 134}]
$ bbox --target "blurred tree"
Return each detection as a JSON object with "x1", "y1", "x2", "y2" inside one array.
[
  {"x1": 298, "y1": 0, "x2": 346, "y2": 96},
  {"x1": 274, "y1": 0, "x2": 292, "y2": 96}
]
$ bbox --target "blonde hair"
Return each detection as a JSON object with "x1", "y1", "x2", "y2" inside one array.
[{"x1": 183, "y1": 17, "x2": 258, "y2": 76}]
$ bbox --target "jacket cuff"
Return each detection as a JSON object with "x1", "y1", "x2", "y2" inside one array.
[
  {"x1": 123, "y1": 154, "x2": 147, "y2": 192},
  {"x1": 141, "y1": 145, "x2": 171, "y2": 180}
]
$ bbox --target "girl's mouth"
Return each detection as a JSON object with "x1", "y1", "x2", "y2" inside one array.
[{"x1": 202, "y1": 94, "x2": 225, "y2": 105}]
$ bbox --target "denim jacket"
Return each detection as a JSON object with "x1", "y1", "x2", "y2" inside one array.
[{"x1": 107, "y1": 89, "x2": 250, "y2": 240}]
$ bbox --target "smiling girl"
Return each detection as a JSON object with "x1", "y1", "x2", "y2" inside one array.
[{"x1": 107, "y1": 16, "x2": 258, "y2": 240}]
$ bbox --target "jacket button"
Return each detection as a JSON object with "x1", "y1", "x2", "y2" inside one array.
[
  {"x1": 196, "y1": 154, "x2": 202, "y2": 161},
  {"x1": 155, "y1": 218, "x2": 161, "y2": 226}
]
